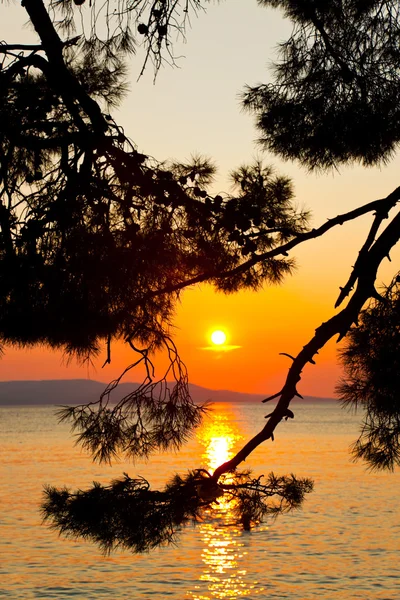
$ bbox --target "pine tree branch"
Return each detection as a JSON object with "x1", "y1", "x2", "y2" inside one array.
[
  {"x1": 307, "y1": 9, "x2": 354, "y2": 82},
  {"x1": 146, "y1": 187, "x2": 400, "y2": 297},
  {"x1": 212, "y1": 207, "x2": 400, "y2": 481},
  {"x1": 0, "y1": 43, "x2": 43, "y2": 52},
  {"x1": 22, "y1": 0, "x2": 107, "y2": 135},
  {"x1": 0, "y1": 36, "x2": 81, "y2": 54},
  {"x1": 335, "y1": 201, "x2": 393, "y2": 307}
]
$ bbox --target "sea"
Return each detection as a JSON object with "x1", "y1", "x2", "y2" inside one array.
[{"x1": 1, "y1": 400, "x2": 399, "y2": 599}]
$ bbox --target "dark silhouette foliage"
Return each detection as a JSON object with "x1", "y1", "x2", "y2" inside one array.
[
  {"x1": 0, "y1": 16, "x2": 308, "y2": 360},
  {"x1": 244, "y1": 0, "x2": 400, "y2": 169},
  {"x1": 42, "y1": 470, "x2": 313, "y2": 553},
  {"x1": 0, "y1": 67, "x2": 308, "y2": 357},
  {"x1": 57, "y1": 339, "x2": 205, "y2": 464},
  {"x1": 337, "y1": 276, "x2": 400, "y2": 471},
  {"x1": 0, "y1": 1, "x2": 310, "y2": 465}
]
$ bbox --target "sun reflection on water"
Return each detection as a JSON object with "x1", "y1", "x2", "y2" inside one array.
[
  {"x1": 197, "y1": 414, "x2": 240, "y2": 472},
  {"x1": 188, "y1": 404, "x2": 265, "y2": 599}
]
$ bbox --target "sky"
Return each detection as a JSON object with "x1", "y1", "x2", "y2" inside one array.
[{"x1": 1, "y1": 1, "x2": 400, "y2": 396}]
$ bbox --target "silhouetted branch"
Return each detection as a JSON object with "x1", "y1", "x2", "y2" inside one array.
[
  {"x1": 212, "y1": 208, "x2": 400, "y2": 481},
  {"x1": 59, "y1": 336, "x2": 205, "y2": 463},
  {"x1": 0, "y1": 43, "x2": 43, "y2": 52},
  {"x1": 279, "y1": 352, "x2": 295, "y2": 361},
  {"x1": 41, "y1": 469, "x2": 313, "y2": 552},
  {"x1": 335, "y1": 190, "x2": 399, "y2": 307},
  {"x1": 23, "y1": 0, "x2": 108, "y2": 135},
  {"x1": 146, "y1": 188, "x2": 400, "y2": 297},
  {"x1": 0, "y1": 36, "x2": 80, "y2": 53},
  {"x1": 262, "y1": 391, "x2": 282, "y2": 403},
  {"x1": 206, "y1": 187, "x2": 400, "y2": 280}
]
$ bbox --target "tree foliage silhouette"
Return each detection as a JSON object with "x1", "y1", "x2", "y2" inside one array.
[
  {"x1": 337, "y1": 276, "x2": 400, "y2": 471},
  {"x1": 42, "y1": 471, "x2": 313, "y2": 553},
  {"x1": 245, "y1": 0, "x2": 400, "y2": 169},
  {"x1": 2, "y1": 0, "x2": 400, "y2": 553}
]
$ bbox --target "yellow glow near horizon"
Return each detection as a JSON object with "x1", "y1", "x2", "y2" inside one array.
[{"x1": 211, "y1": 330, "x2": 227, "y2": 346}]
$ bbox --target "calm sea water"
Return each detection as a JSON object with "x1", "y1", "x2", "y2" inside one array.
[{"x1": 1, "y1": 401, "x2": 399, "y2": 599}]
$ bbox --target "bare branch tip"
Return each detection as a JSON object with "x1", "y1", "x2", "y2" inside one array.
[
  {"x1": 262, "y1": 391, "x2": 281, "y2": 403},
  {"x1": 279, "y1": 352, "x2": 295, "y2": 361}
]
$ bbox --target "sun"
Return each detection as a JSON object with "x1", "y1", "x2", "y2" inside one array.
[{"x1": 210, "y1": 330, "x2": 227, "y2": 346}]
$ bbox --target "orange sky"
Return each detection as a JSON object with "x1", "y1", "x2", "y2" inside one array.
[{"x1": 1, "y1": 2, "x2": 400, "y2": 396}]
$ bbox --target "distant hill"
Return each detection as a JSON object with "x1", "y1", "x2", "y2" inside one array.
[{"x1": 0, "y1": 379, "x2": 336, "y2": 406}]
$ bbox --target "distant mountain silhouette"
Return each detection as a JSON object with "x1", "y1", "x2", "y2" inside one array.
[{"x1": 0, "y1": 379, "x2": 336, "y2": 406}]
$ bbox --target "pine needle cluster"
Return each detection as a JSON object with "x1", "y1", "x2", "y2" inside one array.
[
  {"x1": 245, "y1": 1, "x2": 400, "y2": 169},
  {"x1": 42, "y1": 470, "x2": 313, "y2": 553}
]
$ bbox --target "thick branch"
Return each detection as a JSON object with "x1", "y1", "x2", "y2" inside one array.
[
  {"x1": 212, "y1": 208, "x2": 400, "y2": 481},
  {"x1": 22, "y1": 0, "x2": 107, "y2": 135},
  {"x1": 0, "y1": 43, "x2": 43, "y2": 52},
  {"x1": 335, "y1": 195, "x2": 396, "y2": 307},
  {"x1": 0, "y1": 36, "x2": 80, "y2": 54}
]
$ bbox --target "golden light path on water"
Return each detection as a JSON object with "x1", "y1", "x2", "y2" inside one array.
[{"x1": 188, "y1": 406, "x2": 266, "y2": 599}]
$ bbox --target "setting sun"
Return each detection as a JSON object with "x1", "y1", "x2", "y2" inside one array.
[{"x1": 210, "y1": 330, "x2": 227, "y2": 346}]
